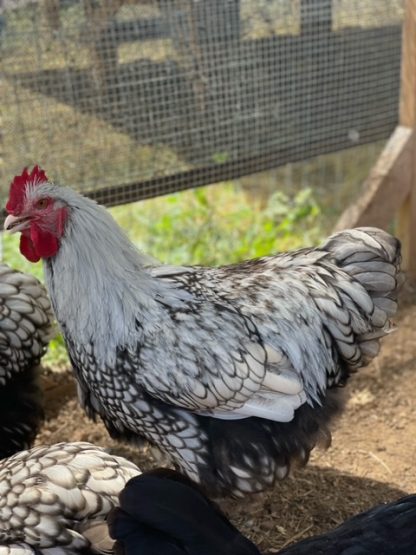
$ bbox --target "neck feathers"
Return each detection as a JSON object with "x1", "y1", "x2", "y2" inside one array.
[{"x1": 43, "y1": 191, "x2": 162, "y2": 360}]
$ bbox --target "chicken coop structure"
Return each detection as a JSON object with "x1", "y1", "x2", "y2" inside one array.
[{"x1": 1, "y1": 0, "x2": 414, "y2": 265}]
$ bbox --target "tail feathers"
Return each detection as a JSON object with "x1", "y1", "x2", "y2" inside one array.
[
  {"x1": 323, "y1": 227, "x2": 400, "y2": 263},
  {"x1": 322, "y1": 227, "x2": 402, "y2": 367},
  {"x1": 323, "y1": 227, "x2": 402, "y2": 313},
  {"x1": 108, "y1": 469, "x2": 260, "y2": 555},
  {"x1": 278, "y1": 494, "x2": 416, "y2": 555}
]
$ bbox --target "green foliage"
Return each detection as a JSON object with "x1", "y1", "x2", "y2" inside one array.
[
  {"x1": 2, "y1": 235, "x2": 44, "y2": 282},
  {"x1": 2, "y1": 183, "x2": 323, "y2": 368},
  {"x1": 112, "y1": 183, "x2": 322, "y2": 266},
  {"x1": 43, "y1": 333, "x2": 69, "y2": 370}
]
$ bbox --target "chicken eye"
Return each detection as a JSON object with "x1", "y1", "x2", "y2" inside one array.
[{"x1": 36, "y1": 198, "x2": 49, "y2": 210}]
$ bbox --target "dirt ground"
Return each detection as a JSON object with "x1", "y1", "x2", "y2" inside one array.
[{"x1": 36, "y1": 283, "x2": 416, "y2": 552}]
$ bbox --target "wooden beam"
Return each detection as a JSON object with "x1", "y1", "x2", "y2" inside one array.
[
  {"x1": 397, "y1": 0, "x2": 416, "y2": 275},
  {"x1": 336, "y1": 1, "x2": 416, "y2": 276},
  {"x1": 333, "y1": 125, "x2": 414, "y2": 231},
  {"x1": 397, "y1": 188, "x2": 416, "y2": 275},
  {"x1": 400, "y1": 0, "x2": 416, "y2": 125}
]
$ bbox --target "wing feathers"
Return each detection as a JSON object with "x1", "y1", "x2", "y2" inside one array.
[
  {"x1": 200, "y1": 391, "x2": 307, "y2": 422},
  {"x1": 91, "y1": 229, "x2": 401, "y2": 437},
  {"x1": 262, "y1": 369, "x2": 303, "y2": 395},
  {"x1": 235, "y1": 390, "x2": 307, "y2": 421}
]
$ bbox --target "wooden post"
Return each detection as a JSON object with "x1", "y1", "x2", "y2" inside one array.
[
  {"x1": 398, "y1": 0, "x2": 416, "y2": 276},
  {"x1": 333, "y1": 126, "x2": 414, "y2": 232}
]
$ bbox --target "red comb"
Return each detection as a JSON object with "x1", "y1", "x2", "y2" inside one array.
[{"x1": 6, "y1": 165, "x2": 48, "y2": 215}]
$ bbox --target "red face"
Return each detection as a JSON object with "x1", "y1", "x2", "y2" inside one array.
[{"x1": 4, "y1": 166, "x2": 68, "y2": 262}]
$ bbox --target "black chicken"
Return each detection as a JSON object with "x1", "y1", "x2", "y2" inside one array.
[{"x1": 109, "y1": 469, "x2": 416, "y2": 555}]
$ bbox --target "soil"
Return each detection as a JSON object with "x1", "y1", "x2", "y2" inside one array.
[{"x1": 36, "y1": 283, "x2": 416, "y2": 553}]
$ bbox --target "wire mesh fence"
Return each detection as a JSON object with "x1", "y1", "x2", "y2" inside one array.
[{"x1": 0, "y1": 0, "x2": 404, "y2": 207}]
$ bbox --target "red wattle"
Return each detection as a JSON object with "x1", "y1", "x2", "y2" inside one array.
[
  {"x1": 31, "y1": 223, "x2": 59, "y2": 259},
  {"x1": 20, "y1": 233, "x2": 40, "y2": 263},
  {"x1": 19, "y1": 223, "x2": 60, "y2": 262}
]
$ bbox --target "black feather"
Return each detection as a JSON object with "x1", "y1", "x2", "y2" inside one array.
[
  {"x1": 108, "y1": 470, "x2": 260, "y2": 555},
  {"x1": 0, "y1": 365, "x2": 44, "y2": 459},
  {"x1": 278, "y1": 494, "x2": 416, "y2": 554},
  {"x1": 195, "y1": 389, "x2": 343, "y2": 494},
  {"x1": 110, "y1": 470, "x2": 416, "y2": 555}
]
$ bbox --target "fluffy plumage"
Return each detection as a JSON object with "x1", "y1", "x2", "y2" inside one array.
[
  {"x1": 0, "y1": 263, "x2": 54, "y2": 458},
  {"x1": 4, "y1": 168, "x2": 403, "y2": 495},
  {"x1": 109, "y1": 469, "x2": 416, "y2": 555},
  {"x1": 0, "y1": 442, "x2": 141, "y2": 555}
]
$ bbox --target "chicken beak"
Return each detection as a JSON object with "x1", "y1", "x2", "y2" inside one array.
[{"x1": 4, "y1": 214, "x2": 30, "y2": 233}]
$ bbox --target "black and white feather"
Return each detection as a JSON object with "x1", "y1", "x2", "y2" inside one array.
[
  {"x1": 14, "y1": 183, "x2": 404, "y2": 496},
  {"x1": 0, "y1": 264, "x2": 54, "y2": 458},
  {"x1": 0, "y1": 442, "x2": 141, "y2": 555}
]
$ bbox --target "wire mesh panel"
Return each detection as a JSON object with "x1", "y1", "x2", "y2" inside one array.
[{"x1": 0, "y1": 0, "x2": 404, "y2": 206}]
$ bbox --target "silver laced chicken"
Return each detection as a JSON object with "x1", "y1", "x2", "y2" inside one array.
[
  {"x1": 0, "y1": 263, "x2": 54, "y2": 458},
  {"x1": 0, "y1": 442, "x2": 141, "y2": 555},
  {"x1": 4, "y1": 166, "x2": 403, "y2": 496}
]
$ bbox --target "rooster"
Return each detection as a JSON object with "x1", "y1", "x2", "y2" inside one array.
[
  {"x1": 0, "y1": 262, "x2": 54, "y2": 458},
  {"x1": 0, "y1": 442, "x2": 141, "y2": 555},
  {"x1": 4, "y1": 166, "x2": 402, "y2": 496},
  {"x1": 109, "y1": 469, "x2": 416, "y2": 555}
]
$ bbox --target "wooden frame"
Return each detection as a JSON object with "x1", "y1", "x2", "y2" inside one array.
[{"x1": 335, "y1": 0, "x2": 416, "y2": 275}]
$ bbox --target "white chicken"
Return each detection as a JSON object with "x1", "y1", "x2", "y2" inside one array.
[{"x1": 4, "y1": 166, "x2": 403, "y2": 496}]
